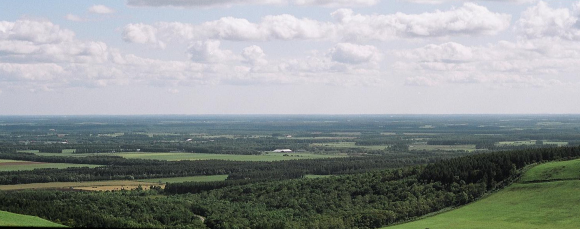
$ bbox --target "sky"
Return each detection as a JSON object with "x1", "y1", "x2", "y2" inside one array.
[{"x1": 0, "y1": 0, "x2": 579, "y2": 115}]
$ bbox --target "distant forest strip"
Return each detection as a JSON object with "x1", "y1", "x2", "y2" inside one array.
[
  {"x1": 1, "y1": 146, "x2": 579, "y2": 228},
  {"x1": 0, "y1": 152, "x2": 464, "y2": 185}
]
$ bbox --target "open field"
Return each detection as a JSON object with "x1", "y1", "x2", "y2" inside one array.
[
  {"x1": 409, "y1": 144, "x2": 477, "y2": 152},
  {"x1": 19, "y1": 150, "x2": 346, "y2": 161},
  {"x1": 0, "y1": 159, "x2": 100, "y2": 172},
  {"x1": 0, "y1": 175, "x2": 230, "y2": 191},
  {"x1": 0, "y1": 180, "x2": 163, "y2": 191},
  {"x1": 138, "y1": 175, "x2": 228, "y2": 183},
  {"x1": 0, "y1": 210, "x2": 65, "y2": 227},
  {"x1": 520, "y1": 159, "x2": 580, "y2": 183},
  {"x1": 109, "y1": 152, "x2": 346, "y2": 161},
  {"x1": 304, "y1": 174, "x2": 333, "y2": 179},
  {"x1": 496, "y1": 140, "x2": 537, "y2": 146},
  {"x1": 310, "y1": 142, "x2": 390, "y2": 150},
  {"x1": 387, "y1": 159, "x2": 580, "y2": 229}
]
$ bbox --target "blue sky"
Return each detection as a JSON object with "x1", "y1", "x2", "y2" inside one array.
[{"x1": 0, "y1": 0, "x2": 578, "y2": 115}]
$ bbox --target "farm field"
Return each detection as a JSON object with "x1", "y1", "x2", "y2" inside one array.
[
  {"x1": 0, "y1": 159, "x2": 100, "y2": 172},
  {"x1": 138, "y1": 175, "x2": 228, "y2": 183},
  {"x1": 304, "y1": 174, "x2": 333, "y2": 179},
  {"x1": 108, "y1": 152, "x2": 346, "y2": 161},
  {"x1": 0, "y1": 210, "x2": 64, "y2": 227},
  {"x1": 310, "y1": 142, "x2": 390, "y2": 150},
  {"x1": 409, "y1": 144, "x2": 477, "y2": 152},
  {"x1": 387, "y1": 159, "x2": 580, "y2": 229},
  {"x1": 20, "y1": 151, "x2": 346, "y2": 161},
  {"x1": 0, "y1": 180, "x2": 163, "y2": 191}
]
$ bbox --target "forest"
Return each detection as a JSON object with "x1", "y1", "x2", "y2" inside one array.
[{"x1": 0, "y1": 115, "x2": 580, "y2": 228}]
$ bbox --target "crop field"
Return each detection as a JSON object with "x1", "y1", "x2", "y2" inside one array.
[
  {"x1": 0, "y1": 180, "x2": 163, "y2": 191},
  {"x1": 19, "y1": 150, "x2": 346, "y2": 161},
  {"x1": 310, "y1": 142, "x2": 390, "y2": 150},
  {"x1": 387, "y1": 159, "x2": 580, "y2": 229},
  {"x1": 409, "y1": 144, "x2": 477, "y2": 152},
  {"x1": 0, "y1": 210, "x2": 64, "y2": 227},
  {"x1": 138, "y1": 175, "x2": 228, "y2": 183},
  {"x1": 106, "y1": 152, "x2": 346, "y2": 161},
  {"x1": 0, "y1": 159, "x2": 100, "y2": 172},
  {"x1": 304, "y1": 174, "x2": 333, "y2": 179},
  {"x1": 496, "y1": 140, "x2": 537, "y2": 146}
]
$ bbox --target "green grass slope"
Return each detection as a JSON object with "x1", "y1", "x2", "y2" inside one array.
[
  {"x1": 386, "y1": 159, "x2": 580, "y2": 229},
  {"x1": 0, "y1": 210, "x2": 65, "y2": 227},
  {"x1": 520, "y1": 158, "x2": 580, "y2": 183}
]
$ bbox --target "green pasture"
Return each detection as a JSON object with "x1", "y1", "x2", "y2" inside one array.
[
  {"x1": 496, "y1": 140, "x2": 536, "y2": 146},
  {"x1": 310, "y1": 142, "x2": 390, "y2": 150},
  {"x1": 0, "y1": 210, "x2": 65, "y2": 227},
  {"x1": 100, "y1": 152, "x2": 346, "y2": 161},
  {"x1": 19, "y1": 150, "x2": 346, "y2": 161},
  {"x1": 387, "y1": 159, "x2": 580, "y2": 229},
  {"x1": 304, "y1": 175, "x2": 333, "y2": 179},
  {"x1": 0, "y1": 159, "x2": 100, "y2": 172},
  {"x1": 138, "y1": 175, "x2": 228, "y2": 183},
  {"x1": 520, "y1": 158, "x2": 580, "y2": 183},
  {"x1": 409, "y1": 144, "x2": 477, "y2": 152}
]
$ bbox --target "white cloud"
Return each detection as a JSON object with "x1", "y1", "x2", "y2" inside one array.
[
  {"x1": 126, "y1": 0, "x2": 377, "y2": 8},
  {"x1": 242, "y1": 45, "x2": 268, "y2": 66},
  {"x1": 329, "y1": 43, "x2": 380, "y2": 64},
  {"x1": 65, "y1": 14, "x2": 86, "y2": 22},
  {"x1": 395, "y1": 39, "x2": 580, "y2": 87},
  {"x1": 404, "y1": 0, "x2": 536, "y2": 4},
  {"x1": 122, "y1": 3, "x2": 510, "y2": 44},
  {"x1": 187, "y1": 40, "x2": 237, "y2": 63},
  {"x1": 88, "y1": 5, "x2": 115, "y2": 14},
  {"x1": 516, "y1": 1, "x2": 580, "y2": 40},
  {"x1": 0, "y1": 20, "x2": 74, "y2": 44},
  {"x1": 397, "y1": 42, "x2": 473, "y2": 62},
  {"x1": 332, "y1": 3, "x2": 511, "y2": 40}
]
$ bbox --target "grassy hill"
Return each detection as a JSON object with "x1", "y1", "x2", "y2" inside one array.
[
  {"x1": 386, "y1": 159, "x2": 580, "y2": 229},
  {"x1": 0, "y1": 210, "x2": 65, "y2": 227}
]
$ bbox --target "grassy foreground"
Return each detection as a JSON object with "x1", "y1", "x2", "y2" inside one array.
[
  {"x1": 0, "y1": 210, "x2": 65, "y2": 227},
  {"x1": 387, "y1": 159, "x2": 580, "y2": 229}
]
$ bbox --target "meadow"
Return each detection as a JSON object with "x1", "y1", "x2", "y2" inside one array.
[
  {"x1": 138, "y1": 175, "x2": 228, "y2": 183},
  {"x1": 20, "y1": 150, "x2": 346, "y2": 161},
  {"x1": 310, "y1": 142, "x2": 390, "y2": 150},
  {"x1": 0, "y1": 210, "x2": 65, "y2": 227},
  {"x1": 409, "y1": 144, "x2": 477, "y2": 152},
  {"x1": 387, "y1": 158, "x2": 580, "y2": 229},
  {"x1": 0, "y1": 159, "x2": 100, "y2": 172}
]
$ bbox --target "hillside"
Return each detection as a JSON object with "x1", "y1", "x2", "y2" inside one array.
[
  {"x1": 387, "y1": 159, "x2": 580, "y2": 229},
  {"x1": 0, "y1": 210, "x2": 64, "y2": 227}
]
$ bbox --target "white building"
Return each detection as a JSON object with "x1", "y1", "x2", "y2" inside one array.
[{"x1": 273, "y1": 149, "x2": 292, "y2": 153}]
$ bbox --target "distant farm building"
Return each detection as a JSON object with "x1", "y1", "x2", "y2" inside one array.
[{"x1": 273, "y1": 149, "x2": 292, "y2": 153}]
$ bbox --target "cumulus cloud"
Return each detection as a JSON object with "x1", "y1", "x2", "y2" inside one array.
[
  {"x1": 394, "y1": 38, "x2": 580, "y2": 87},
  {"x1": 122, "y1": 3, "x2": 510, "y2": 44},
  {"x1": 88, "y1": 5, "x2": 115, "y2": 14},
  {"x1": 516, "y1": 1, "x2": 580, "y2": 40},
  {"x1": 329, "y1": 43, "x2": 380, "y2": 64},
  {"x1": 126, "y1": 0, "x2": 377, "y2": 8},
  {"x1": 187, "y1": 40, "x2": 237, "y2": 63},
  {"x1": 241, "y1": 45, "x2": 268, "y2": 66},
  {"x1": 405, "y1": 0, "x2": 536, "y2": 4}
]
